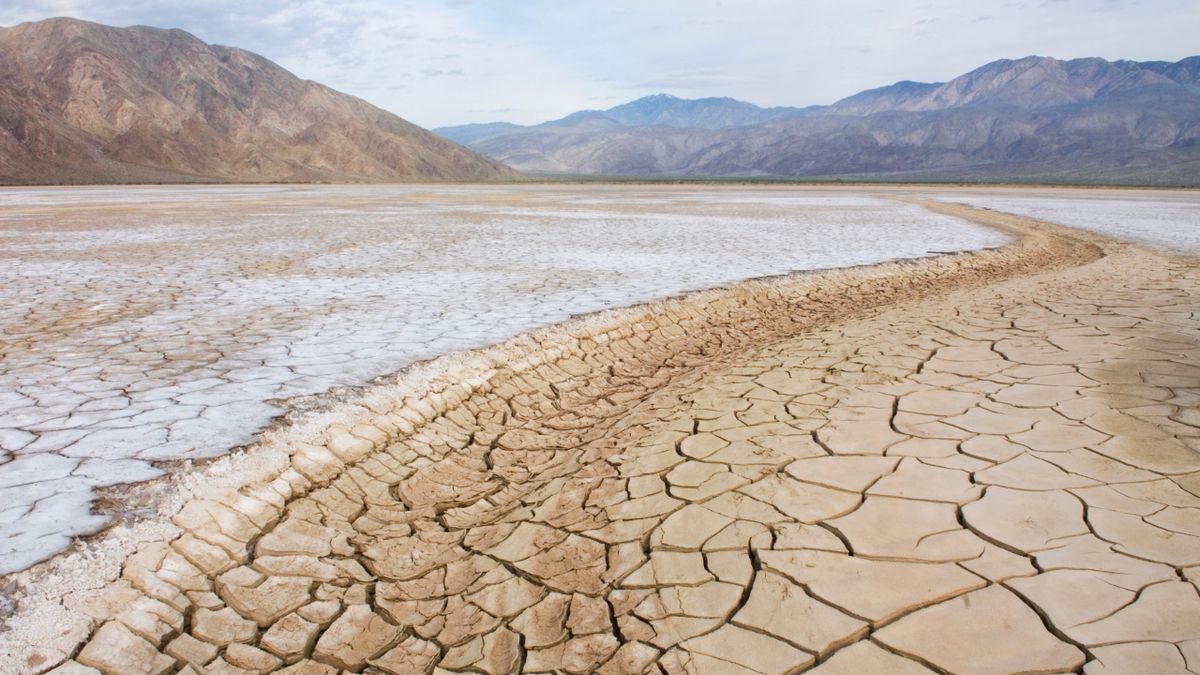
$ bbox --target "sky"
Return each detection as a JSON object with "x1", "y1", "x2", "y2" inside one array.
[{"x1": 1, "y1": 1, "x2": 1197, "y2": 128}]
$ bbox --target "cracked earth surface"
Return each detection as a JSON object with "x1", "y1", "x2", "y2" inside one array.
[
  {"x1": 0, "y1": 185, "x2": 1009, "y2": 573},
  {"x1": 4, "y1": 196, "x2": 1200, "y2": 674}
]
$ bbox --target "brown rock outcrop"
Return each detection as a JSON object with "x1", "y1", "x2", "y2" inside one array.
[{"x1": 0, "y1": 17, "x2": 518, "y2": 184}]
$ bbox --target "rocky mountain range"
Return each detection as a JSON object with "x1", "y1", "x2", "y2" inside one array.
[
  {"x1": 1, "y1": 18, "x2": 1195, "y2": 187},
  {"x1": 437, "y1": 56, "x2": 1200, "y2": 185},
  {"x1": 0, "y1": 18, "x2": 516, "y2": 184}
]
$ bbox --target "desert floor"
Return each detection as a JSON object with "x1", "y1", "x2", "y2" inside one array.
[
  {"x1": 0, "y1": 184, "x2": 1007, "y2": 573},
  {"x1": 2, "y1": 189, "x2": 1200, "y2": 674}
]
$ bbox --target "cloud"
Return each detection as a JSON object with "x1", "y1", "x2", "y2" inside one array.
[
  {"x1": 420, "y1": 68, "x2": 465, "y2": 78},
  {"x1": 1, "y1": 0, "x2": 1196, "y2": 127},
  {"x1": 634, "y1": 71, "x2": 742, "y2": 92}
]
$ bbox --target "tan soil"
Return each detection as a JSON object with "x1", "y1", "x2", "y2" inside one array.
[{"x1": 3, "y1": 199, "x2": 1199, "y2": 674}]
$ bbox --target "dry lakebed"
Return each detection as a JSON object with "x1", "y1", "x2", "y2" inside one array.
[{"x1": 1, "y1": 184, "x2": 1199, "y2": 674}]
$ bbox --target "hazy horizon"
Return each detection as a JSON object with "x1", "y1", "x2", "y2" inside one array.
[{"x1": 1, "y1": 1, "x2": 1197, "y2": 128}]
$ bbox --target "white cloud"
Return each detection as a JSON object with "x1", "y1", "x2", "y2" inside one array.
[{"x1": 1, "y1": 0, "x2": 1196, "y2": 127}]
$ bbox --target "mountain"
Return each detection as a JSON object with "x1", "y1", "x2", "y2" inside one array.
[
  {"x1": 437, "y1": 55, "x2": 1200, "y2": 185},
  {"x1": 0, "y1": 17, "x2": 517, "y2": 185},
  {"x1": 825, "y1": 81, "x2": 943, "y2": 115},
  {"x1": 434, "y1": 122, "x2": 526, "y2": 146},
  {"x1": 597, "y1": 94, "x2": 809, "y2": 129},
  {"x1": 436, "y1": 94, "x2": 809, "y2": 144},
  {"x1": 858, "y1": 56, "x2": 1196, "y2": 111}
]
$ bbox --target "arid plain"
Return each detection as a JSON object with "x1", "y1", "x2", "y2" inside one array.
[
  {"x1": 0, "y1": 185, "x2": 1009, "y2": 573},
  {"x1": 2, "y1": 185, "x2": 1200, "y2": 674}
]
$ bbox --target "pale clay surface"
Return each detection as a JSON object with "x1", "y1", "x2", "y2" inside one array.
[
  {"x1": 2, "y1": 188, "x2": 1200, "y2": 675},
  {"x1": 943, "y1": 190, "x2": 1200, "y2": 253},
  {"x1": 0, "y1": 184, "x2": 1008, "y2": 573}
]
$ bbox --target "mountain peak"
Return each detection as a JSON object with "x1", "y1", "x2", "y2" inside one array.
[
  {"x1": 438, "y1": 54, "x2": 1200, "y2": 184},
  {"x1": 828, "y1": 54, "x2": 1200, "y2": 115},
  {"x1": 6, "y1": 15, "x2": 91, "y2": 30},
  {"x1": 0, "y1": 17, "x2": 516, "y2": 184},
  {"x1": 600, "y1": 94, "x2": 804, "y2": 129}
]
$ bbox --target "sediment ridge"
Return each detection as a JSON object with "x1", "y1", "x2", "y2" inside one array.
[{"x1": 4, "y1": 200, "x2": 1199, "y2": 673}]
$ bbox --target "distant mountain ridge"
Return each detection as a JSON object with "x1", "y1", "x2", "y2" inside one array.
[
  {"x1": 436, "y1": 55, "x2": 1200, "y2": 185},
  {"x1": 0, "y1": 17, "x2": 517, "y2": 184},
  {"x1": 839, "y1": 56, "x2": 1200, "y2": 112},
  {"x1": 437, "y1": 94, "x2": 810, "y2": 144},
  {"x1": 582, "y1": 94, "x2": 809, "y2": 129}
]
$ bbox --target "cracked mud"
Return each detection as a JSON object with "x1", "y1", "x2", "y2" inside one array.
[
  {"x1": 0, "y1": 185, "x2": 1008, "y2": 573},
  {"x1": 3, "y1": 194, "x2": 1200, "y2": 674}
]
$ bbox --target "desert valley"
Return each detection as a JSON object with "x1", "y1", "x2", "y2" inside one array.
[{"x1": 1, "y1": 8, "x2": 1199, "y2": 675}]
